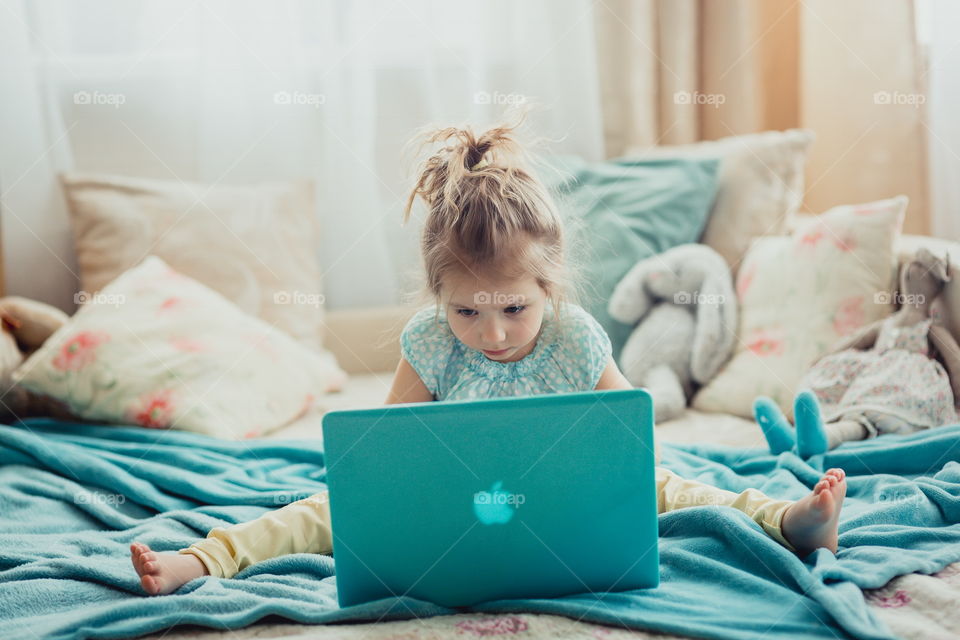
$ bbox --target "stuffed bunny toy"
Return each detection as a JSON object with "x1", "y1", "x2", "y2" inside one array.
[
  {"x1": 754, "y1": 248, "x2": 960, "y2": 457},
  {"x1": 608, "y1": 243, "x2": 737, "y2": 422},
  {"x1": 0, "y1": 296, "x2": 77, "y2": 421}
]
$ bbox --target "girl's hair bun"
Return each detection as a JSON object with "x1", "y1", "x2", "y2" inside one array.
[{"x1": 403, "y1": 117, "x2": 527, "y2": 219}]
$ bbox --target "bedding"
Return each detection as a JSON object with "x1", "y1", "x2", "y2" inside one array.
[
  {"x1": 544, "y1": 155, "x2": 721, "y2": 361},
  {"x1": 12, "y1": 256, "x2": 346, "y2": 439},
  {"x1": 59, "y1": 171, "x2": 332, "y2": 352},
  {"x1": 2, "y1": 390, "x2": 959, "y2": 640},
  {"x1": 693, "y1": 196, "x2": 907, "y2": 419},
  {"x1": 627, "y1": 129, "x2": 815, "y2": 275}
]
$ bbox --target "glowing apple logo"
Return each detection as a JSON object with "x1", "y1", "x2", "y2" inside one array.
[{"x1": 473, "y1": 481, "x2": 524, "y2": 525}]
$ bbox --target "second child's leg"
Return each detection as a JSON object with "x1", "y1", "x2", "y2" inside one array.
[
  {"x1": 753, "y1": 396, "x2": 795, "y2": 454},
  {"x1": 131, "y1": 491, "x2": 332, "y2": 595},
  {"x1": 794, "y1": 390, "x2": 829, "y2": 457},
  {"x1": 823, "y1": 419, "x2": 869, "y2": 449}
]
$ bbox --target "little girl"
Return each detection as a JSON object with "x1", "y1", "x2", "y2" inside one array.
[{"x1": 131, "y1": 119, "x2": 847, "y2": 596}]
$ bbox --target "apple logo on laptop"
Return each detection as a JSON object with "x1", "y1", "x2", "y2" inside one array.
[{"x1": 473, "y1": 481, "x2": 523, "y2": 525}]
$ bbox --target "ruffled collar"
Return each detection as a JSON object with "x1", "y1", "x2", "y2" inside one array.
[{"x1": 460, "y1": 303, "x2": 562, "y2": 381}]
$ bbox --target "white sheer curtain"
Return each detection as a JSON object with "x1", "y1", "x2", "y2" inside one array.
[
  {"x1": 918, "y1": 0, "x2": 960, "y2": 241},
  {"x1": 0, "y1": 0, "x2": 605, "y2": 311}
]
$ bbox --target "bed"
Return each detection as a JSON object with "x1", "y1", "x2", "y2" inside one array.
[
  {"x1": 4, "y1": 195, "x2": 960, "y2": 639},
  {"x1": 117, "y1": 372, "x2": 958, "y2": 640}
]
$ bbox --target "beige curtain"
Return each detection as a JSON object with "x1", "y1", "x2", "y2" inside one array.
[{"x1": 595, "y1": 0, "x2": 930, "y2": 235}]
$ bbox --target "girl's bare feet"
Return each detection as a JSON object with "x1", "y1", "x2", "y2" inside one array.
[
  {"x1": 130, "y1": 542, "x2": 209, "y2": 595},
  {"x1": 780, "y1": 468, "x2": 847, "y2": 556}
]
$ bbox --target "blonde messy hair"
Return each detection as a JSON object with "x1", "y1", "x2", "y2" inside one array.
[{"x1": 401, "y1": 115, "x2": 580, "y2": 323}]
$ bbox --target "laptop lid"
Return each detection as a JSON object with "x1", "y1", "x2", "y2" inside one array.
[{"x1": 321, "y1": 388, "x2": 659, "y2": 608}]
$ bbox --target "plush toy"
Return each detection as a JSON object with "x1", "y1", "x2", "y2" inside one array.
[
  {"x1": 0, "y1": 296, "x2": 78, "y2": 421},
  {"x1": 608, "y1": 243, "x2": 737, "y2": 422},
  {"x1": 754, "y1": 248, "x2": 960, "y2": 457}
]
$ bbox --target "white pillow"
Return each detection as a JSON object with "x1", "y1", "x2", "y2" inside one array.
[
  {"x1": 629, "y1": 129, "x2": 814, "y2": 274},
  {"x1": 59, "y1": 171, "x2": 336, "y2": 358},
  {"x1": 13, "y1": 256, "x2": 348, "y2": 439},
  {"x1": 691, "y1": 196, "x2": 907, "y2": 419}
]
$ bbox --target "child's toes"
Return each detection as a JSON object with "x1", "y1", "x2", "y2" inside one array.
[
  {"x1": 131, "y1": 543, "x2": 149, "y2": 564},
  {"x1": 816, "y1": 488, "x2": 833, "y2": 510},
  {"x1": 834, "y1": 479, "x2": 847, "y2": 499},
  {"x1": 142, "y1": 574, "x2": 159, "y2": 595}
]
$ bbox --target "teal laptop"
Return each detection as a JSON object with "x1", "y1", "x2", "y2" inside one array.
[{"x1": 321, "y1": 388, "x2": 659, "y2": 608}]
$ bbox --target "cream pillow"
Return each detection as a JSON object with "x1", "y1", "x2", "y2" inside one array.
[
  {"x1": 59, "y1": 171, "x2": 335, "y2": 359},
  {"x1": 629, "y1": 129, "x2": 814, "y2": 274},
  {"x1": 13, "y1": 256, "x2": 348, "y2": 439},
  {"x1": 691, "y1": 196, "x2": 907, "y2": 419}
]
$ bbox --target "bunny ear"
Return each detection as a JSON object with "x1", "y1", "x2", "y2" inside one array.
[
  {"x1": 689, "y1": 270, "x2": 737, "y2": 384},
  {"x1": 608, "y1": 258, "x2": 661, "y2": 325},
  {"x1": 926, "y1": 249, "x2": 951, "y2": 282}
]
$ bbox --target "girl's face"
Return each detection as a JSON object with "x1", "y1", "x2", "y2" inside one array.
[{"x1": 441, "y1": 270, "x2": 548, "y2": 362}]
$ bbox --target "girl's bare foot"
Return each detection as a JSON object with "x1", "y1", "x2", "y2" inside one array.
[
  {"x1": 130, "y1": 542, "x2": 209, "y2": 595},
  {"x1": 780, "y1": 468, "x2": 846, "y2": 556}
]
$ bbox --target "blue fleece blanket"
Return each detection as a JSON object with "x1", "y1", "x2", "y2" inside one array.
[{"x1": 2, "y1": 419, "x2": 959, "y2": 640}]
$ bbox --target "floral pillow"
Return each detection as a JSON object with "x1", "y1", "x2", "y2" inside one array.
[
  {"x1": 691, "y1": 196, "x2": 907, "y2": 419},
  {"x1": 13, "y1": 256, "x2": 348, "y2": 439}
]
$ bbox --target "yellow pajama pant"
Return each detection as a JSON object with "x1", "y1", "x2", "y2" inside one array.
[{"x1": 179, "y1": 469, "x2": 794, "y2": 578}]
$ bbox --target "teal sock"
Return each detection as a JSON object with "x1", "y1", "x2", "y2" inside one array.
[
  {"x1": 753, "y1": 396, "x2": 795, "y2": 454},
  {"x1": 795, "y1": 389, "x2": 828, "y2": 457}
]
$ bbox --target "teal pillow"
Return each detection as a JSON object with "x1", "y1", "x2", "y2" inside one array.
[{"x1": 544, "y1": 155, "x2": 721, "y2": 361}]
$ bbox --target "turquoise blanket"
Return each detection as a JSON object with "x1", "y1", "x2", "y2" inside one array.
[{"x1": 2, "y1": 419, "x2": 959, "y2": 640}]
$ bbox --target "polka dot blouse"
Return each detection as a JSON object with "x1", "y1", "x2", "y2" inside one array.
[{"x1": 399, "y1": 302, "x2": 613, "y2": 401}]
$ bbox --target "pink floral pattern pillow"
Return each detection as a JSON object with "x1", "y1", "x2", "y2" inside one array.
[
  {"x1": 692, "y1": 196, "x2": 906, "y2": 419},
  {"x1": 13, "y1": 256, "x2": 347, "y2": 439}
]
